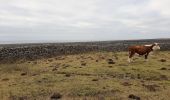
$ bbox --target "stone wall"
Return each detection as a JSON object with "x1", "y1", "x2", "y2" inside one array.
[{"x1": 0, "y1": 39, "x2": 170, "y2": 63}]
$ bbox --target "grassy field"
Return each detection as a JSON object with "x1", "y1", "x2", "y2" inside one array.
[{"x1": 0, "y1": 51, "x2": 170, "y2": 100}]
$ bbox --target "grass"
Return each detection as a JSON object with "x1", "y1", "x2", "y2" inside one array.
[{"x1": 0, "y1": 51, "x2": 170, "y2": 100}]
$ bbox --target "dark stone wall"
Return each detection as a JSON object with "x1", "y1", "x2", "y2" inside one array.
[{"x1": 0, "y1": 39, "x2": 170, "y2": 63}]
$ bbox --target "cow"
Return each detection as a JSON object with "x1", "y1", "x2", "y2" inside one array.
[{"x1": 128, "y1": 43, "x2": 160, "y2": 62}]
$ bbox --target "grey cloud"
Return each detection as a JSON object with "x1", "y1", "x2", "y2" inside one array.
[{"x1": 0, "y1": 0, "x2": 170, "y2": 43}]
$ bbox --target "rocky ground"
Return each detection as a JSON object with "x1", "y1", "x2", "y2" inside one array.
[{"x1": 0, "y1": 51, "x2": 170, "y2": 100}]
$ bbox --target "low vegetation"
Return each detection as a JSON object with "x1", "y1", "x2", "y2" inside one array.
[{"x1": 0, "y1": 51, "x2": 170, "y2": 100}]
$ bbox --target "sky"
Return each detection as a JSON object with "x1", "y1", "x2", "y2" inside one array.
[{"x1": 0, "y1": 0, "x2": 170, "y2": 43}]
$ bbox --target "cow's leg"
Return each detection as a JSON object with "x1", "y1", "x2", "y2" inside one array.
[
  {"x1": 145, "y1": 53, "x2": 149, "y2": 62},
  {"x1": 128, "y1": 51, "x2": 135, "y2": 62},
  {"x1": 128, "y1": 57, "x2": 131, "y2": 63}
]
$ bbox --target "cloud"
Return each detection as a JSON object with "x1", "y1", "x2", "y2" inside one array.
[
  {"x1": 149, "y1": 0, "x2": 170, "y2": 16},
  {"x1": 0, "y1": 0, "x2": 170, "y2": 43}
]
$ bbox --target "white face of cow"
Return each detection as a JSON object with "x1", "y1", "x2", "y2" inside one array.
[{"x1": 152, "y1": 43, "x2": 160, "y2": 51}]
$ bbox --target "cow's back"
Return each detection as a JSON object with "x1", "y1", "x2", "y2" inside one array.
[{"x1": 128, "y1": 46, "x2": 148, "y2": 55}]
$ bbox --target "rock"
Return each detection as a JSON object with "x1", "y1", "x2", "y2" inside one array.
[
  {"x1": 108, "y1": 61, "x2": 115, "y2": 64},
  {"x1": 107, "y1": 59, "x2": 115, "y2": 64},
  {"x1": 160, "y1": 67, "x2": 167, "y2": 70},
  {"x1": 37, "y1": 80, "x2": 42, "y2": 83},
  {"x1": 81, "y1": 63, "x2": 86, "y2": 66},
  {"x1": 102, "y1": 87, "x2": 106, "y2": 89},
  {"x1": 48, "y1": 59, "x2": 53, "y2": 62},
  {"x1": 18, "y1": 96, "x2": 28, "y2": 100},
  {"x1": 92, "y1": 79, "x2": 99, "y2": 81},
  {"x1": 107, "y1": 59, "x2": 113, "y2": 61},
  {"x1": 65, "y1": 73, "x2": 71, "y2": 77},
  {"x1": 33, "y1": 61, "x2": 37, "y2": 64},
  {"x1": 42, "y1": 77, "x2": 48, "y2": 80},
  {"x1": 137, "y1": 74, "x2": 141, "y2": 79},
  {"x1": 128, "y1": 94, "x2": 140, "y2": 100},
  {"x1": 21, "y1": 72, "x2": 27, "y2": 76},
  {"x1": 160, "y1": 59, "x2": 166, "y2": 62},
  {"x1": 49, "y1": 65, "x2": 53, "y2": 67},
  {"x1": 108, "y1": 66, "x2": 113, "y2": 68},
  {"x1": 50, "y1": 92, "x2": 62, "y2": 100},
  {"x1": 27, "y1": 61, "x2": 31, "y2": 63},
  {"x1": 1, "y1": 78, "x2": 9, "y2": 81}
]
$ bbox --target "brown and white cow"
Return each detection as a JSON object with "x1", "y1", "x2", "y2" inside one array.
[{"x1": 128, "y1": 43, "x2": 160, "y2": 62}]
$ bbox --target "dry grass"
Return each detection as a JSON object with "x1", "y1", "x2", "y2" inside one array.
[{"x1": 0, "y1": 51, "x2": 170, "y2": 100}]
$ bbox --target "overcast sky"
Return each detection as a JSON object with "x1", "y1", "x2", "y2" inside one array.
[{"x1": 0, "y1": 0, "x2": 170, "y2": 43}]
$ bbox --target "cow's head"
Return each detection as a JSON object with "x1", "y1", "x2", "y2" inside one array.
[{"x1": 152, "y1": 43, "x2": 160, "y2": 51}]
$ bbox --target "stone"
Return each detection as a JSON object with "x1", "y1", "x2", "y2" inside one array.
[
  {"x1": 21, "y1": 72, "x2": 27, "y2": 76},
  {"x1": 92, "y1": 79, "x2": 98, "y2": 81},
  {"x1": 107, "y1": 59, "x2": 115, "y2": 64},
  {"x1": 128, "y1": 94, "x2": 140, "y2": 100},
  {"x1": 160, "y1": 67, "x2": 167, "y2": 70},
  {"x1": 1, "y1": 78, "x2": 9, "y2": 81},
  {"x1": 160, "y1": 59, "x2": 166, "y2": 62},
  {"x1": 65, "y1": 73, "x2": 71, "y2": 77},
  {"x1": 50, "y1": 92, "x2": 62, "y2": 100},
  {"x1": 81, "y1": 63, "x2": 86, "y2": 66}
]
